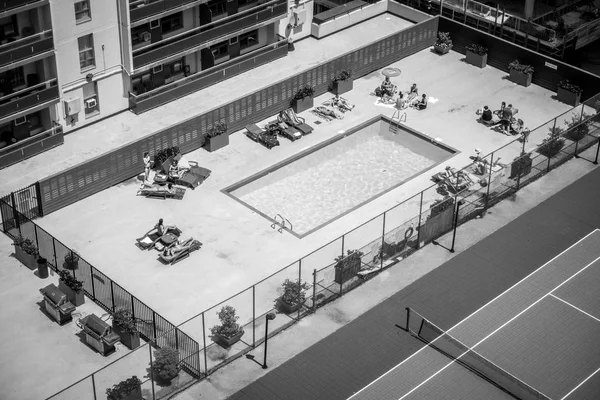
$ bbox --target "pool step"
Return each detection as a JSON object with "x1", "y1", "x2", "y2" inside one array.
[{"x1": 389, "y1": 124, "x2": 398, "y2": 134}]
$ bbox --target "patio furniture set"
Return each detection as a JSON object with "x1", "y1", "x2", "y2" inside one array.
[
  {"x1": 245, "y1": 108, "x2": 314, "y2": 149},
  {"x1": 136, "y1": 224, "x2": 202, "y2": 265}
]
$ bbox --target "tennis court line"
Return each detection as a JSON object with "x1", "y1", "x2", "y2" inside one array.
[
  {"x1": 397, "y1": 255, "x2": 600, "y2": 400},
  {"x1": 562, "y1": 365, "x2": 600, "y2": 400},
  {"x1": 549, "y1": 294, "x2": 600, "y2": 323},
  {"x1": 346, "y1": 229, "x2": 600, "y2": 400}
]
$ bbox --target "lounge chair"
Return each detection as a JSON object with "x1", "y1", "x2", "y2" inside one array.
[
  {"x1": 278, "y1": 108, "x2": 314, "y2": 135},
  {"x1": 136, "y1": 226, "x2": 182, "y2": 250},
  {"x1": 431, "y1": 167, "x2": 459, "y2": 183},
  {"x1": 159, "y1": 238, "x2": 202, "y2": 265},
  {"x1": 268, "y1": 120, "x2": 302, "y2": 142},
  {"x1": 245, "y1": 124, "x2": 280, "y2": 149},
  {"x1": 173, "y1": 161, "x2": 211, "y2": 189},
  {"x1": 311, "y1": 105, "x2": 344, "y2": 121},
  {"x1": 137, "y1": 185, "x2": 186, "y2": 200}
]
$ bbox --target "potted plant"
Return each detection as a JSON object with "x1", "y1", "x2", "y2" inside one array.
[
  {"x1": 429, "y1": 196, "x2": 455, "y2": 219},
  {"x1": 206, "y1": 121, "x2": 229, "y2": 152},
  {"x1": 509, "y1": 152, "x2": 533, "y2": 179},
  {"x1": 57, "y1": 269, "x2": 85, "y2": 306},
  {"x1": 563, "y1": 113, "x2": 591, "y2": 142},
  {"x1": 433, "y1": 32, "x2": 452, "y2": 55},
  {"x1": 465, "y1": 43, "x2": 488, "y2": 68},
  {"x1": 210, "y1": 305, "x2": 245, "y2": 348},
  {"x1": 329, "y1": 69, "x2": 353, "y2": 95},
  {"x1": 537, "y1": 126, "x2": 565, "y2": 158},
  {"x1": 508, "y1": 60, "x2": 534, "y2": 87},
  {"x1": 12, "y1": 235, "x2": 39, "y2": 270},
  {"x1": 154, "y1": 146, "x2": 180, "y2": 172},
  {"x1": 275, "y1": 279, "x2": 311, "y2": 314},
  {"x1": 63, "y1": 251, "x2": 79, "y2": 270},
  {"x1": 112, "y1": 308, "x2": 141, "y2": 350},
  {"x1": 106, "y1": 376, "x2": 143, "y2": 400},
  {"x1": 291, "y1": 85, "x2": 315, "y2": 113},
  {"x1": 557, "y1": 80, "x2": 582, "y2": 107},
  {"x1": 148, "y1": 347, "x2": 180, "y2": 387},
  {"x1": 334, "y1": 249, "x2": 364, "y2": 284}
]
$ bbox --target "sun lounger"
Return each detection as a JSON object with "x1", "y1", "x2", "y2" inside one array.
[
  {"x1": 279, "y1": 108, "x2": 314, "y2": 135},
  {"x1": 137, "y1": 185, "x2": 186, "y2": 200},
  {"x1": 245, "y1": 124, "x2": 280, "y2": 149},
  {"x1": 431, "y1": 167, "x2": 459, "y2": 183},
  {"x1": 268, "y1": 120, "x2": 302, "y2": 142},
  {"x1": 159, "y1": 238, "x2": 202, "y2": 265},
  {"x1": 136, "y1": 226, "x2": 182, "y2": 250},
  {"x1": 173, "y1": 162, "x2": 211, "y2": 189}
]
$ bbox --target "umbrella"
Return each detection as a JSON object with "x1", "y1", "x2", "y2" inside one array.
[{"x1": 382, "y1": 67, "x2": 402, "y2": 78}]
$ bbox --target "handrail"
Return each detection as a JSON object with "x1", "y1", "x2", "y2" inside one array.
[
  {"x1": 563, "y1": 18, "x2": 600, "y2": 42},
  {"x1": 0, "y1": 78, "x2": 57, "y2": 103},
  {"x1": 0, "y1": 29, "x2": 52, "y2": 52}
]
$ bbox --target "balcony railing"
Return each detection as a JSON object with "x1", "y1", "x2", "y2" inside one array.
[
  {"x1": 0, "y1": 123, "x2": 63, "y2": 170},
  {"x1": 132, "y1": 0, "x2": 287, "y2": 69},
  {"x1": 130, "y1": 0, "x2": 202, "y2": 22},
  {"x1": 0, "y1": 30, "x2": 53, "y2": 67},
  {"x1": 129, "y1": 35, "x2": 288, "y2": 113},
  {"x1": 0, "y1": 0, "x2": 44, "y2": 12},
  {"x1": 0, "y1": 78, "x2": 59, "y2": 119}
]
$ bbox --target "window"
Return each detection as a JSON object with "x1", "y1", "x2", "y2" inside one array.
[
  {"x1": 0, "y1": 67, "x2": 25, "y2": 90},
  {"x1": 238, "y1": 0, "x2": 258, "y2": 9},
  {"x1": 207, "y1": 0, "x2": 227, "y2": 18},
  {"x1": 131, "y1": 24, "x2": 151, "y2": 47},
  {"x1": 74, "y1": 1, "x2": 92, "y2": 24},
  {"x1": 210, "y1": 40, "x2": 228, "y2": 60},
  {"x1": 239, "y1": 30, "x2": 258, "y2": 50},
  {"x1": 78, "y1": 34, "x2": 95, "y2": 71},
  {"x1": 161, "y1": 12, "x2": 183, "y2": 34},
  {"x1": 83, "y1": 81, "x2": 99, "y2": 117}
]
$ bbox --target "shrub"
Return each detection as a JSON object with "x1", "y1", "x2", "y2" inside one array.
[
  {"x1": 434, "y1": 32, "x2": 452, "y2": 49},
  {"x1": 64, "y1": 251, "x2": 80, "y2": 264},
  {"x1": 563, "y1": 113, "x2": 591, "y2": 142},
  {"x1": 149, "y1": 347, "x2": 180, "y2": 385},
  {"x1": 106, "y1": 376, "x2": 142, "y2": 400},
  {"x1": 112, "y1": 308, "x2": 139, "y2": 335},
  {"x1": 328, "y1": 69, "x2": 353, "y2": 91},
  {"x1": 430, "y1": 197, "x2": 454, "y2": 219},
  {"x1": 13, "y1": 235, "x2": 38, "y2": 256},
  {"x1": 58, "y1": 270, "x2": 84, "y2": 293},
  {"x1": 537, "y1": 126, "x2": 565, "y2": 158},
  {"x1": 508, "y1": 59, "x2": 534, "y2": 75},
  {"x1": 466, "y1": 43, "x2": 487, "y2": 56},
  {"x1": 207, "y1": 121, "x2": 228, "y2": 138},
  {"x1": 154, "y1": 146, "x2": 180, "y2": 166},
  {"x1": 292, "y1": 85, "x2": 315, "y2": 102},
  {"x1": 210, "y1": 305, "x2": 243, "y2": 339},
  {"x1": 278, "y1": 279, "x2": 311, "y2": 306},
  {"x1": 558, "y1": 79, "x2": 582, "y2": 94}
]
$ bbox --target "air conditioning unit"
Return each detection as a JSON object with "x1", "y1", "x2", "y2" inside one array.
[
  {"x1": 64, "y1": 98, "x2": 81, "y2": 116},
  {"x1": 293, "y1": 9, "x2": 306, "y2": 26},
  {"x1": 14, "y1": 116, "x2": 28, "y2": 126},
  {"x1": 153, "y1": 65, "x2": 163, "y2": 73},
  {"x1": 85, "y1": 98, "x2": 97, "y2": 109},
  {"x1": 141, "y1": 31, "x2": 151, "y2": 42}
]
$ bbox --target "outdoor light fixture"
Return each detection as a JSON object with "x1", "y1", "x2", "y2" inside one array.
[{"x1": 246, "y1": 312, "x2": 277, "y2": 369}]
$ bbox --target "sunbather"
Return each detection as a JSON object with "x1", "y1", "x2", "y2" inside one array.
[
  {"x1": 406, "y1": 83, "x2": 419, "y2": 102},
  {"x1": 314, "y1": 105, "x2": 344, "y2": 120},
  {"x1": 139, "y1": 182, "x2": 175, "y2": 195},
  {"x1": 332, "y1": 95, "x2": 355, "y2": 112},
  {"x1": 163, "y1": 238, "x2": 193, "y2": 257}
]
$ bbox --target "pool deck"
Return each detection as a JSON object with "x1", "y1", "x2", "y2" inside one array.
[{"x1": 0, "y1": 14, "x2": 581, "y2": 400}]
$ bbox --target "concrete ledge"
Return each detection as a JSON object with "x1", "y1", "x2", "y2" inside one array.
[
  {"x1": 387, "y1": 0, "x2": 432, "y2": 22},
  {"x1": 311, "y1": 1, "x2": 388, "y2": 38}
]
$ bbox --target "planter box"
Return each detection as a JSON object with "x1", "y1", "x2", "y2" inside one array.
[
  {"x1": 63, "y1": 260, "x2": 79, "y2": 270},
  {"x1": 15, "y1": 247, "x2": 37, "y2": 270},
  {"x1": 206, "y1": 133, "x2": 229, "y2": 152},
  {"x1": 58, "y1": 280, "x2": 85, "y2": 306},
  {"x1": 113, "y1": 324, "x2": 141, "y2": 350},
  {"x1": 120, "y1": 387, "x2": 143, "y2": 400},
  {"x1": 509, "y1": 157, "x2": 533, "y2": 179},
  {"x1": 557, "y1": 87, "x2": 581, "y2": 107},
  {"x1": 466, "y1": 50, "x2": 487, "y2": 68},
  {"x1": 276, "y1": 297, "x2": 303, "y2": 314},
  {"x1": 509, "y1": 69, "x2": 532, "y2": 87},
  {"x1": 292, "y1": 96, "x2": 314, "y2": 114},
  {"x1": 332, "y1": 79, "x2": 353, "y2": 95},
  {"x1": 433, "y1": 44, "x2": 452, "y2": 55},
  {"x1": 212, "y1": 330, "x2": 244, "y2": 348},
  {"x1": 334, "y1": 257, "x2": 361, "y2": 284}
]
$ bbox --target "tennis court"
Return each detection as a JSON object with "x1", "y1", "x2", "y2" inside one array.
[{"x1": 349, "y1": 229, "x2": 600, "y2": 400}]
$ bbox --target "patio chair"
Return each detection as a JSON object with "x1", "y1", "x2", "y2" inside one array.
[
  {"x1": 278, "y1": 108, "x2": 314, "y2": 135},
  {"x1": 245, "y1": 124, "x2": 280, "y2": 149},
  {"x1": 136, "y1": 225, "x2": 182, "y2": 250},
  {"x1": 159, "y1": 238, "x2": 202, "y2": 265},
  {"x1": 137, "y1": 184, "x2": 186, "y2": 200}
]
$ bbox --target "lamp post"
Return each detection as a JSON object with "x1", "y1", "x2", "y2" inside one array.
[{"x1": 246, "y1": 312, "x2": 277, "y2": 369}]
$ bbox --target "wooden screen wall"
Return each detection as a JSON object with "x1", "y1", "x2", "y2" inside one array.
[{"x1": 38, "y1": 17, "x2": 439, "y2": 215}]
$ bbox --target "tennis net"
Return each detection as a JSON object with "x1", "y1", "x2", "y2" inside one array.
[{"x1": 407, "y1": 308, "x2": 554, "y2": 400}]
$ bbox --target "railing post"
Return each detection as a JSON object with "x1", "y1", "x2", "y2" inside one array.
[
  {"x1": 252, "y1": 285, "x2": 256, "y2": 347},
  {"x1": 380, "y1": 212, "x2": 386, "y2": 269},
  {"x1": 341, "y1": 234, "x2": 345, "y2": 256},
  {"x1": 34, "y1": 224, "x2": 39, "y2": 251},
  {"x1": 297, "y1": 259, "x2": 302, "y2": 320},
  {"x1": 152, "y1": 312, "x2": 157, "y2": 340},
  {"x1": 10, "y1": 192, "x2": 20, "y2": 233},
  {"x1": 312, "y1": 269, "x2": 317, "y2": 312},
  {"x1": 35, "y1": 182, "x2": 43, "y2": 217},
  {"x1": 416, "y1": 191, "x2": 424, "y2": 249},
  {"x1": 202, "y1": 312, "x2": 208, "y2": 376},
  {"x1": 149, "y1": 342, "x2": 156, "y2": 400},
  {"x1": 52, "y1": 237, "x2": 57, "y2": 272},
  {"x1": 131, "y1": 296, "x2": 136, "y2": 319},
  {"x1": 547, "y1": 152, "x2": 552, "y2": 172},
  {"x1": 485, "y1": 152, "x2": 494, "y2": 209},
  {"x1": 110, "y1": 281, "x2": 116, "y2": 312},
  {"x1": 594, "y1": 135, "x2": 600, "y2": 165},
  {"x1": 90, "y1": 265, "x2": 95, "y2": 298},
  {"x1": 91, "y1": 373, "x2": 98, "y2": 400}
]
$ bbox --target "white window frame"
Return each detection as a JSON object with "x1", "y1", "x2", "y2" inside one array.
[
  {"x1": 78, "y1": 34, "x2": 96, "y2": 71},
  {"x1": 74, "y1": 0, "x2": 92, "y2": 24}
]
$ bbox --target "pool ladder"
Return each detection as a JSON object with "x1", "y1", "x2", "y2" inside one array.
[
  {"x1": 271, "y1": 214, "x2": 293, "y2": 233},
  {"x1": 390, "y1": 110, "x2": 407, "y2": 134}
]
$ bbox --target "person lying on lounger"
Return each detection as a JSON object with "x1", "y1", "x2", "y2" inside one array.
[
  {"x1": 332, "y1": 95, "x2": 355, "y2": 112},
  {"x1": 139, "y1": 183, "x2": 176, "y2": 196},
  {"x1": 163, "y1": 238, "x2": 193, "y2": 257}
]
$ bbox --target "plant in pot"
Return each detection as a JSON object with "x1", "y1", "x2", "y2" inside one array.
[
  {"x1": 334, "y1": 249, "x2": 364, "y2": 284},
  {"x1": 112, "y1": 308, "x2": 141, "y2": 350},
  {"x1": 63, "y1": 251, "x2": 79, "y2": 270},
  {"x1": 291, "y1": 85, "x2": 315, "y2": 114},
  {"x1": 433, "y1": 32, "x2": 452, "y2": 55},
  {"x1": 275, "y1": 279, "x2": 311, "y2": 314},
  {"x1": 57, "y1": 269, "x2": 85, "y2": 306},
  {"x1": 12, "y1": 235, "x2": 39, "y2": 270},
  {"x1": 206, "y1": 121, "x2": 229, "y2": 152},
  {"x1": 429, "y1": 196, "x2": 455, "y2": 219},
  {"x1": 329, "y1": 69, "x2": 353, "y2": 95},
  {"x1": 557, "y1": 80, "x2": 582, "y2": 107},
  {"x1": 154, "y1": 146, "x2": 181, "y2": 172},
  {"x1": 148, "y1": 347, "x2": 180, "y2": 387},
  {"x1": 508, "y1": 60, "x2": 534, "y2": 87},
  {"x1": 563, "y1": 113, "x2": 591, "y2": 142},
  {"x1": 465, "y1": 43, "x2": 488, "y2": 68},
  {"x1": 210, "y1": 305, "x2": 244, "y2": 348},
  {"x1": 106, "y1": 376, "x2": 143, "y2": 400},
  {"x1": 537, "y1": 126, "x2": 565, "y2": 158}
]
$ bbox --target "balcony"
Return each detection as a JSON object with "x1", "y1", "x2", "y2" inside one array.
[
  {"x1": 132, "y1": 0, "x2": 287, "y2": 69},
  {"x1": 0, "y1": 78, "x2": 59, "y2": 122},
  {"x1": 0, "y1": 122, "x2": 63, "y2": 169},
  {"x1": 130, "y1": 0, "x2": 201, "y2": 23},
  {"x1": 0, "y1": 30, "x2": 54, "y2": 68},
  {"x1": 0, "y1": 0, "x2": 45, "y2": 13},
  {"x1": 129, "y1": 35, "x2": 288, "y2": 114}
]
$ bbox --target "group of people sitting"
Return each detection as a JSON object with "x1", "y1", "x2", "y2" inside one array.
[
  {"x1": 375, "y1": 78, "x2": 428, "y2": 111},
  {"x1": 478, "y1": 102, "x2": 529, "y2": 141}
]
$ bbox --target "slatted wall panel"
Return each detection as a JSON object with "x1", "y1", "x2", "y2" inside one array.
[
  {"x1": 438, "y1": 17, "x2": 600, "y2": 100},
  {"x1": 38, "y1": 18, "x2": 439, "y2": 215}
]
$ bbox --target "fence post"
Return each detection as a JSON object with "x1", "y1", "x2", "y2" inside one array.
[
  {"x1": 416, "y1": 191, "x2": 424, "y2": 249},
  {"x1": 312, "y1": 269, "x2": 317, "y2": 313},
  {"x1": 149, "y1": 343, "x2": 156, "y2": 400},
  {"x1": 91, "y1": 373, "x2": 98, "y2": 400},
  {"x1": 340, "y1": 234, "x2": 345, "y2": 256},
  {"x1": 131, "y1": 296, "x2": 136, "y2": 319},
  {"x1": 110, "y1": 281, "x2": 116, "y2": 312},
  {"x1": 10, "y1": 192, "x2": 20, "y2": 233},
  {"x1": 449, "y1": 195, "x2": 461, "y2": 253},
  {"x1": 252, "y1": 285, "x2": 256, "y2": 347},
  {"x1": 202, "y1": 312, "x2": 208, "y2": 376},
  {"x1": 594, "y1": 137, "x2": 600, "y2": 164},
  {"x1": 297, "y1": 259, "x2": 302, "y2": 320},
  {"x1": 90, "y1": 265, "x2": 96, "y2": 299},
  {"x1": 34, "y1": 223, "x2": 40, "y2": 250},
  {"x1": 380, "y1": 212, "x2": 386, "y2": 269},
  {"x1": 485, "y1": 152, "x2": 495, "y2": 209},
  {"x1": 152, "y1": 312, "x2": 157, "y2": 340},
  {"x1": 71, "y1": 251, "x2": 77, "y2": 280},
  {"x1": 547, "y1": 152, "x2": 551, "y2": 172},
  {"x1": 35, "y1": 182, "x2": 43, "y2": 217}
]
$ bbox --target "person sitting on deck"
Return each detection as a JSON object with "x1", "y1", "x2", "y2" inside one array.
[
  {"x1": 395, "y1": 92, "x2": 408, "y2": 110},
  {"x1": 413, "y1": 94, "x2": 428, "y2": 110},
  {"x1": 169, "y1": 160, "x2": 180, "y2": 178},
  {"x1": 380, "y1": 76, "x2": 396, "y2": 97},
  {"x1": 481, "y1": 106, "x2": 493, "y2": 122},
  {"x1": 406, "y1": 83, "x2": 419, "y2": 102},
  {"x1": 156, "y1": 217, "x2": 177, "y2": 236}
]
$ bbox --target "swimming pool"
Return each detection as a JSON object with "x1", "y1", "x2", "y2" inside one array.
[{"x1": 224, "y1": 116, "x2": 457, "y2": 237}]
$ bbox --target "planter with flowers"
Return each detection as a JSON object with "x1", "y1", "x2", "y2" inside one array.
[
  {"x1": 112, "y1": 308, "x2": 141, "y2": 350},
  {"x1": 57, "y1": 269, "x2": 85, "y2": 306},
  {"x1": 210, "y1": 305, "x2": 244, "y2": 348},
  {"x1": 206, "y1": 121, "x2": 229, "y2": 152},
  {"x1": 12, "y1": 235, "x2": 39, "y2": 270},
  {"x1": 508, "y1": 60, "x2": 534, "y2": 87},
  {"x1": 275, "y1": 279, "x2": 311, "y2": 314},
  {"x1": 63, "y1": 251, "x2": 79, "y2": 270},
  {"x1": 329, "y1": 69, "x2": 353, "y2": 95},
  {"x1": 465, "y1": 43, "x2": 488, "y2": 68},
  {"x1": 334, "y1": 249, "x2": 364, "y2": 284},
  {"x1": 537, "y1": 126, "x2": 565, "y2": 158},
  {"x1": 433, "y1": 32, "x2": 452, "y2": 55},
  {"x1": 557, "y1": 80, "x2": 582, "y2": 107},
  {"x1": 106, "y1": 376, "x2": 143, "y2": 400},
  {"x1": 291, "y1": 85, "x2": 315, "y2": 114}
]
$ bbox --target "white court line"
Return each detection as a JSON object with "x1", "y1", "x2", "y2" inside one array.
[
  {"x1": 397, "y1": 255, "x2": 600, "y2": 400},
  {"x1": 346, "y1": 228, "x2": 600, "y2": 400},
  {"x1": 549, "y1": 294, "x2": 600, "y2": 323},
  {"x1": 561, "y1": 365, "x2": 600, "y2": 400}
]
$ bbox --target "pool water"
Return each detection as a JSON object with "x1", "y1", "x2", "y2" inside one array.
[{"x1": 227, "y1": 117, "x2": 455, "y2": 236}]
